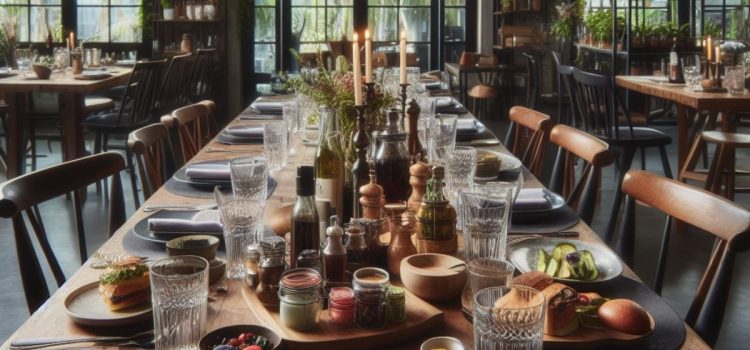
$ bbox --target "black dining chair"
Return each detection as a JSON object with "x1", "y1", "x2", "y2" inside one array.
[
  {"x1": 522, "y1": 52, "x2": 540, "y2": 110},
  {"x1": 618, "y1": 169, "x2": 750, "y2": 346},
  {"x1": 156, "y1": 53, "x2": 195, "y2": 116},
  {"x1": 0, "y1": 152, "x2": 126, "y2": 312},
  {"x1": 83, "y1": 60, "x2": 168, "y2": 209},
  {"x1": 188, "y1": 48, "x2": 219, "y2": 103},
  {"x1": 571, "y1": 69, "x2": 673, "y2": 244},
  {"x1": 551, "y1": 51, "x2": 577, "y2": 127}
]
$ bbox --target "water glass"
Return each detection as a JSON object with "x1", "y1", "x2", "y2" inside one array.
[
  {"x1": 468, "y1": 259, "x2": 515, "y2": 302},
  {"x1": 461, "y1": 190, "x2": 513, "y2": 262},
  {"x1": 474, "y1": 286, "x2": 546, "y2": 350},
  {"x1": 417, "y1": 116, "x2": 433, "y2": 161},
  {"x1": 216, "y1": 190, "x2": 265, "y2": 279},
  {"x1": 725, "y1": 65, "x2": 745, "y2": 95},
  {"x1": 431, "y1": 114, "x2": 458, "y2": 166},
  {"x1": 407, "y1": 66, "x2": 421, "y2": 99},
  {"x1": 229, "y1": 156, "x2": 268, "y2": 201},
  {"x1": 150, "y1": 256, "x2": 209, "y2": 350},
  {"x1": 682, "y1": 55, "x2": 702, "y2": 90},
  {"x1": 382, "y1": 68, "x2": 401, "y2": 97},
  {"x1": 15, "y1": 48, "x2": 31, "y2": 75},
  {"x1": 283, "y1": 101, "x2": 300, "y2": 133},
  {"x1": 264, "y1": 121, "x2": 288, "y2": 171},
  {"x1": 652, "y1": 59, "x2": 667, "y2": 79},
  {"x1": 446, "y1": 146, "x2": 477, "y2": 199}
]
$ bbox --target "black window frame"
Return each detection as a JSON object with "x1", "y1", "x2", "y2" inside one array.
[
  {"x1": 0, "y1": 0, "x2": 63, "y2": 44},
  {"x1": 76, "y1": 0, "x2": 142, "y2": 44}
]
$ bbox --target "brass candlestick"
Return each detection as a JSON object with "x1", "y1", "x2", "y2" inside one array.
[
  {"x1": 352, "y1": 104, "x2": 370, "y2": 219},
  {"x1": 400, "y1": 83, "x2": 410, "y2": 114}
]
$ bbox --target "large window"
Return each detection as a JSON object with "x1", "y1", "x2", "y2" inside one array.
[
  {"x1": 368, "y1": 0, "x2": 431, "y2": 71},
  {"x1": 586, "y1": 0, "x2": 672, "y2": 24},
  {"x1": 698, "y1": 0, "x2": 750, "y2": 40},
  {"x1": 253, "y1": 0, "x2": 277, "y2": 74},
  {"x1": 292, "y1": 0, "x2": 353, "y2": 53},
  {"x1": 444, "y1": 0, "x2": 466, "y2": 64},
  {"x1": 77, "y1": 0, "x2": 141, "y2": 43},
  {"x1": 0, "y1": 0, "x2": 62, "y2": 43}
]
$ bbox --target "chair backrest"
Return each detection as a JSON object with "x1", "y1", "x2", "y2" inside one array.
[
  {"x1": 572, "y1": 68, "x2": 634, "y2": 141},
  {"x1": 115, "y1": 60, "x2": 168, "y2": 128},
  {"x1": 189, "y1": 49, "x2": 218, "y2": 101},
  {"x1": 507, "y1": 106, "x2": 552, "y2": 178},
  {"x1": 551, "y1": 51, "x2": 578, "y2": 126},
  {"x1": 621, "y1": 170, "x2": 750, "y2": 346},
  {"x1": 128, "y1": 123, "x2": 179, "y2": 200},
  {"x1": 161, "y1": 103, "x2": 210, "y2": 164},
  {"x1": 522, "y1": 52, "x2": 540, "y2": 109},
  {"x1": 0, "y1": 152, "x2": 126, "y2": 312},
  {"x1": 158, "y1": 53, "x2": 194, "y2": 115},
  {"x1": 549, "y1": 125, "x2": 614, "y2": 224},
  {"x1": 197, "y1": 99, "x2": 219, "y2": 141}
]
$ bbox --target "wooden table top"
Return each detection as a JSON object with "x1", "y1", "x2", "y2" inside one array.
[
  {"x1": 0, "y1": 107, "x2": 709, "y2": 350},
  {"x1": 0, "y1": 67, "x2": 131, "y2": 94},
  {"x1": 616, "y1": 75, "x2": 750, "y2": 111}
]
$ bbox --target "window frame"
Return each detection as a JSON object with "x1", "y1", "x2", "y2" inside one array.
[
  {"x1": 76, "y1": 0, "x2": 142, "y2": 44},
  {"x1": 698, "y1": 0, "x2": 750, "y2": 40},
  {"x1": 0, "y1": 0, "x2": 63, "y2": 43}
]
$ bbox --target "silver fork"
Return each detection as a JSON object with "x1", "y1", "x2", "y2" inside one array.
[
  {"x1": 142, "y1": 202, "x2": 217, "y2": 212},
  {"x1": 205, "y1": 146, "x2": 247, "y2": 153}
]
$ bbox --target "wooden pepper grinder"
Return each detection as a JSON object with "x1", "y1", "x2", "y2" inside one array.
[
  {"x1": 406, "y1": 99, "x2": 424, "y2": 163},
  {"x1": 359, "y1": 168, "x2": 385, "y2": 220},
  {"x1": 386, "y1": 202, "x2": 416, "y2": 277},
  {"x1": 407, "y1": 162, "x2": 431, "y2": 213}
]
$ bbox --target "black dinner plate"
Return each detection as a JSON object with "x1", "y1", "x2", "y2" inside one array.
[
  {"x1": 131, "y1": 210, "x2": 223, "y2": 244},
  {"x1": 172, "y1": 160, "x2": 277, "y2": 191}
]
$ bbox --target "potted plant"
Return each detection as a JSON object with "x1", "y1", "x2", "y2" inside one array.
[{"x1": 161, "y1": 0, "x2": 174, "y2": 20}]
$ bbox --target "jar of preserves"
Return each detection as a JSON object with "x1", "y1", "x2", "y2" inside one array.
[
  {"x1": 353, "y1": 267, "x2": 389, "y2": 329},
  {"x1": 386, "y1": 286, "x2": 406, "y2": 323},
  {"x1": 278, "y1": 268, "x2": 323, "y2": 331},
  {"x1": 257, "y1": 236, "x2": 286, "y2": 310},
  {"x1": 328, "y1": 287, "x2": 356, "y2": 328},
  {"x1": 415, "y1": 166, "x2": 457, "y2": 254}
]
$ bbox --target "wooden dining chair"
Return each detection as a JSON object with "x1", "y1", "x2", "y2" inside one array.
[
  {"x1": 572, "y1": 69, "x2": 673, "y2": 244},
  {"x1": 127, "y1": 123, "x2": 180, "y2": 201},
  {"x1": 503, "y1": 106, "x2": 552, "y2": 179},
  {"x1": 548, "y1": 125, "x2": 614, "y2": 224},
  {"x1": 617, "y1": 169, "x2": 750, "y2": 346},
  {"x1": 197, "y1": 99, "x2": 220, "y2": 141},
  {"x1": 157, "y1": 53, "x2": 194, "y2": 116},
  {"x1": 467, "y1": 56, "x2": 500, "y2": 121},
  {"x1": 161, "y1": 103, "x2": 210, "y2": 164},
  {"x1": 0, "y1": 152, "x2": 127, "y2": 312},
  {"x1": 695, "y1": 130, "x2": 750, "y2": 200}
]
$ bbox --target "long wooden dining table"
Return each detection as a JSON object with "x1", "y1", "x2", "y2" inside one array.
[
  {"x1": 0, "y1": 68, "x2": 132, "y2": 178},
  {"x1": 0, "y1": 103, "x2": 710, "y2": 349}
]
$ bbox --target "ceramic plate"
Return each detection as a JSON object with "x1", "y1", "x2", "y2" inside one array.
[
  {"x1": 65, "y1": 282, "x2": 151, "y2": 326},
  {"x1": 172, "y1": 160, "x2": 232, "y2": 188},
  {"x1": 131, "y1": 209, "x2": 223, "y2": 244},
  {"x1": 473, "y1": 150, "x2": 523, "y2": 181},
  {"x1": 509, "y1": 238, "x2": 623, "y2": 284}
]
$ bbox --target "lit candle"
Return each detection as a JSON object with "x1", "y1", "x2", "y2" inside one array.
[
  {"x1": 716, "y1": 46, "x2": 721, "y2": 63},
  {"x1": 707, "y1": 36, "x2": 712, "y2": 61},
  {"x1": 69, "y1": 32, "x2": 75, "y2": 50},
  {"x1": 400, "y1": 29, "x2": 407, "y2": 85},
  {"x1": 353, "y1": 33, "x2": 363, "y2": 106},
  {"x1": 365, "y1": 30, "x2": 372, "y2": 84}
]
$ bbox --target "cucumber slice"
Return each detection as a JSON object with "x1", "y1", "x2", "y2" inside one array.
[
  {"x1": 580, "y1": 250, "x2": 599, "y2": 281},
  {"x1": 552, "y1": 243, "x2": 577, "y2": 261},
  {"x1": 545, "y1": 257, "x2": 559, "y2": 277},
  {"x1": 536, "y1": 249, "x2": 549, "y2": 272},
  {"x1": 558, "y1": 260, "x2": 572, "y2": 278}
]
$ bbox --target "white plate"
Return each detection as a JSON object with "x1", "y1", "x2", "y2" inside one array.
[
  {"x1": 509, "y1": 238, "x2": 623, "y2": 284},
  {"x1": 474, "y1": 150, "x2": 523, "y2": 181},
  {"x1": 65, "y1": 281, "x2": 151, "y2": 326}
]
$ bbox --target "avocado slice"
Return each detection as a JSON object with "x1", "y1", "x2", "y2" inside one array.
[
  {"x1": 558, "y1": 260, "x2": 572, "y2": 279},
  {"x1": 536, "y1": 249, "x2": 549, "y2": 272},
  {"x1": 545, "y1": 256, "x2": 559, "y2": 277},
  {"x1": 552, "y1": 243, "x2": 577, "y2": 261}
]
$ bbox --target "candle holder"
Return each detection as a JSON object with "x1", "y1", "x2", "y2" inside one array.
[
  {"x1": 715, "y1": 62, "x2": 723, "y2": 88},
  {"x1": 399, "y1": 83, "x2": 410, "y2": 114},
  {"x1": 364, "y1": 82, "x2": 376, "y2": 103},
  {"x1": 352, "y1": 104, "x2": 370, "y2": 219}
]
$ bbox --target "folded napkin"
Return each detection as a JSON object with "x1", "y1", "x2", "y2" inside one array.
[
  {"x1": 514, "y1": 189, "x2": 553, "y2": 211},
  {"x1": 251, "y1": 100, "x2": 284, "y2": 113},
  {"x1": 185, "y1": 163, "x2": 230, "y2": 181},
  {"x1": 148, "y1": 218, "x2": 223, "y2": 233},
  {"x1": 456, "y1": 119, "x2": 480, "y2": 134},
  {"x1": 434, "y1": 97, "x2": 455, "y2": 108},
  {"x1": 226, "y1": 126, "x2": 264, "y2": 138}
]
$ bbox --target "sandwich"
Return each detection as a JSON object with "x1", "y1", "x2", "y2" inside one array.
[
  {"x1": 542, "y1": 283, "x2": 580, "y2": 336},
  {"x1": 98, "y1": 257, "x2": 150, "y2": 311}
]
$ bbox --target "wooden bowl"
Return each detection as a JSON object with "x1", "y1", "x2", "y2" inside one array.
[
  {"x1": 32, "y1": 64, "x2": 51, "y2": 79},
  {"x1": 166, "y1": 235, "x2": 220, "y2": 261},
  {"x1": 199, "y1": 324, "x2": 282, "y2": 350},
  {"x1": 400, "y1": 253, "x2": 467, "y2": 302}
]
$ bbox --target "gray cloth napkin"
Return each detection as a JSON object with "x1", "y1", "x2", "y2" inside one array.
[
  {"x1": 185, "y1": 163, "x2": 230, "y2": 181},
  {"x1": 148, "y1": 218, "x2": 223, "y2": 233},
  {"x1": 226, "y1": 126, "x2": 264, "y2": 138},
  {"x1": 456, "y1": 119, "x2": 480, "y2": 133},
  {"x1": 514, "y1": 189, "x2": 553, "y2": 211},
  {"x1": 250, "y1": 100, "x2": 283, "y2": 113}
]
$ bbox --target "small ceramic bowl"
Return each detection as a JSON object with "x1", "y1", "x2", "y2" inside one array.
[
  {"x1": 166, "y1": 235, "x2": 220, "y2": 261},
  {"x1": 32, "y1": 64, "x2": 51, "y2": 79},
  {"x1": 401, "y1": 253, "x2": 467, "y2": 302},
  {"x1": 199, "y1": 324, "x2": 282, "y2": 350},
  {"x1": 420, "y1": 336, "x2": 465, "y2": 350}
]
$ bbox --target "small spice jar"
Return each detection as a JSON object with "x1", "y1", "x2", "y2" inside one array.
[
  {"x1": 278, "y1": 268, "x2": 323, "y2": 331},
  {"x1": 328, "y1": 287, "x2": 356, "y2": 328},
  {"x1": 257, "y1": 237, "x2": 286, "y2": 310},
  {"x1": 353, "y1": 267, "x2": 390, "y2": 329},
  {"x1": 244, "y1": 245, "x2": 260, "y2": 288},
  {"x1": 296, "y1": 249, "x2": 323, "y2": 275},
  {"x1": 386, "y1": 286, "x2": 406, "y2": 323},
  {"x1": 345, "y1": 220, "x2": 370, "y2": 275}
]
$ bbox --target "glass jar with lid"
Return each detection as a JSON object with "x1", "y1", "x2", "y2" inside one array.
[
  {"x1": 353, "y1": 267, "x2": 390, "y2": 329},
  {"x1": 328, "y1": 287, "x2": 356, "y2": 328},
  {"x1": 386, "y1": 286, "x2": 406, "y2": 323},
  {"x1": 278, "y1": 268, "x2": 323, "y2": 331},
  {"x1": 296, "y1": 249, "x2": 323, "y2": 275},
  {"x1": 345, "y1": 219, "x2": 370, "y2": 275},
  {"x1": 257, "y1": 236, "x2": 286, "y2": 310}
]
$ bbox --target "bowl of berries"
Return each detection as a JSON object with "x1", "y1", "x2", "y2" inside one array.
[{"x1": 200, "y1": 324, "x2": 282, "y2": 350}]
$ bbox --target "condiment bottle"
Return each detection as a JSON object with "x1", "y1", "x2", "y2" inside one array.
[
  {"x1": 344, "y1": 219, "x2": 370, "y2": 274},
  {"x1": 406, "y1": 99, "x2": 424, "y2": 162},
  {"x1": 386, "y1": 205, "x2": 417, "y2": 278},
  {"x1": 353, "y1": 267, "x2": 390, "y2": 329},
  {"x1": 374, "y1": 108, "x2": 412, "y2": 203},
  {"x1": 407, "y1": 162, "x2": 431, "y2": 213},
  {"x1": 328, "y1": 287, "x2": 356, "y2": 328},
  {"x1": 416, "y1": 166, "x2": 457, "y2": 253},
  {"x1": 291, "y1": 165, "x2": 320, "y2": 268},
  {"x1": 323, "y1": 216, "x2": 347, "y2": 283},
  {"x1": 244, "y1": 245, "x2": 260, "y2": 288},
  {"x1": 296, "y1": 249, "x2": 323, "y2": 276},
  {"x1": 257, "y1": 236, "x2": 286, "y2": 310},
  {"x1": 385, "y1": 286, "x2": 406, "y2": 323},
  {"x1": 278, "y1": 268, "x2": 323, "y2": 331}
]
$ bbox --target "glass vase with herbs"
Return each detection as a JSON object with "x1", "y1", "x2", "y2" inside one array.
[{"x1": 415, "y1": 166, "x2": 457, "y2": 254}]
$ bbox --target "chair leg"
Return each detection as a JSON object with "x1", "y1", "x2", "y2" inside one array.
[
  {"x1": 125, "y1": 148, "x2": 141, "y2": 210},
  {"x1": 93, "y1": 131, "x2": 103, "y2": 195},
  {"x1": 604, "y1": 147, "x2": 636, "y2": 245},
  {"x1": 706, "y1": 144, "x2": 728, "y2": 195},
  {"x1": 658, "y1": 146, "x2": 673, "y2": 178}
]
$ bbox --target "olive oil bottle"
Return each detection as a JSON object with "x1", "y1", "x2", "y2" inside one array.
[{"x1": 314, "y1": 106, "x2": 345, "y2": 242}]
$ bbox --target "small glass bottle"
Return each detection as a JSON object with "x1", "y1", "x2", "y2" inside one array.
[
  {"x1": 244, "y1": 245, "x2": 260, "y2": 288},
  {"x1": 257, "y1": 236, "x2": 286, "y2": 310},
  {"x1": 291, "y1": 165, "x2": 320, "y2": 268},
  {"x1": 296, "y1": 249, "x2": 323, "y2": 276},
  {"x1": 329, "y1": 287, "x2": 356, "y2": 328},
  {"x1": 324, "y1": 216, "x2": 347, "y2": 283},
  {"x1": 374, "y1": 108, "x2": 412, "y2": 203},
  {"x1": 353, "y1": 267, "x2": 389, "y2": 329},
  {"x1": 345, "y1": 220, "x2": 370, "y2": 274},
  {"x1": 385, "y1": 286, "x2": 406, "y2": 323},
  {"x1": 278, "y1": 268, "x2": 323, "y2": 331}
]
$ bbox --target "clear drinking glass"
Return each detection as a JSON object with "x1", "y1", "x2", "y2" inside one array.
[
  {"x1": 216, "y1": 189, "x2": 265, "y2": 279},
  {"x1": 417, "y1": 116, "x2": 433, "y2": 162},
  {"x1": 263, "y1": 121, "x2": 288, "y2": 171},
  {"x1": 474, "y1": 286, "x2": 546, "y2": 350},
  {"x1": 461, "y1": 190, "x2": 513, "y2": 262},
  {"x1": 407, "y1": 66, "x2": 421, "y2": 99},
  {"x1": 283, "y1": 101, "x2": 300, "y2": 133},
  {"x1": 459, "y1": 182, "x2": 517, "y2": 233},
  {"x1": 229, "y1": 156, "x2": 269, "y2": 201},
  {"x1": 682, "y1": 55, "x2": 702, "y2": 90},
  {"x1": 725, "y1": 65, "x2": 745, "y2": 95},
  {"x1": 15, "y1": 48, "x2": 31, "y2": 75},
  {"x1": 652, "y1": 59, "x2": 667, "y2": 79},
  {"x1": 431, "y1": 114, "x2": 458, "y2": 166},
  {"x1": 468, "y1": 259, "x2": 515, "y2": 297},
  {"x1": 446, "y1": 146, "x2": 477, "y2": 200},
  {"x1": 383, "y1": 68, "x2": 401, "y2": 98},
  {"x1": 150, "y1": 256, "x2": 209, "y2": 350}
]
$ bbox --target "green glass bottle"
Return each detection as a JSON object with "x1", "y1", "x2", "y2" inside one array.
[{"x1": 314, "y1": 106, "x2": 345, "y2": 244}]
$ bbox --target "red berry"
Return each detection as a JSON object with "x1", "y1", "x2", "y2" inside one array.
[
  {"x1": 227, "y1": 338, "x2": 242, "y2": 347},
  {"x1": 578, "y1": 295, "x2": 590, "y2": 305},
  {"x1": 243, "y1": 346, "x2": 263, "y2": 350},
  {"x1": 238, "y1": 332, "x2": 254, "y2": 343}
]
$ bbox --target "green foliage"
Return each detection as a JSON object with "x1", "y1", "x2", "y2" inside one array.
[
  {"x1": 703, "y1": 20, "x2": 722, "y2": 37},
  {"x1": 584, "y1": 9, "x2": 625, "y2": 43},
  {"x1": 160, "y1": 0, "x2": 173, "y2": 8},
  {"x1": 139, "y1": 0, "x2": 154, "y2": 39},
  {"x1": 550, "y1": 0, "x2": 585, "y2": 41}
]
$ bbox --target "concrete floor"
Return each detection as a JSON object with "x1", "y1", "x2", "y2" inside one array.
[{"x1": 0, "y1": 108, "x2": 747, "y2": 349}]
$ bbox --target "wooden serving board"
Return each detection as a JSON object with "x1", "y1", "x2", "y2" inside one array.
[
  {"x1": 241, "y1": 286, "x2": 443, "y2": 350},
  {"x1": 544, "y1": 313, "x2": 655, "y2": 349}
]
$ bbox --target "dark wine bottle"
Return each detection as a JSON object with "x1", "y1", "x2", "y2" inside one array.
[
  {"x1": 669, "y1": 37, "x2": 684, "y2": 84},
  {"x1": 290, "y1": 165, "x2": 320, "y2": 268}
]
